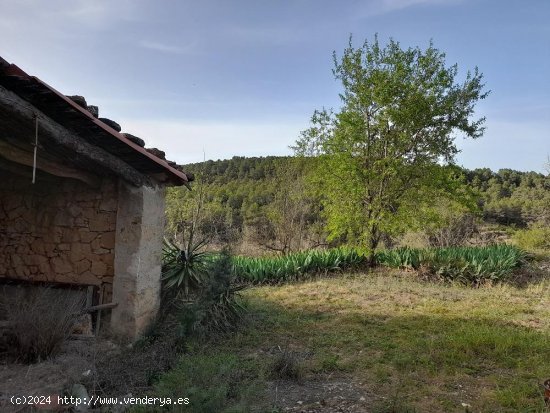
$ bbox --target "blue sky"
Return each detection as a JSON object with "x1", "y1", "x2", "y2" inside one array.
[{"x1": 1, "y1": 0, "x2": 548, "y2": 172}]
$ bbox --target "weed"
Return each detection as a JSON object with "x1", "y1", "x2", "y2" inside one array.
[
  {"x1": 269, "y1": 346, "x2": 303, "y2": 381},
  {"x1": 1, "y1": 287, "x2": 84, "y2": 363}
]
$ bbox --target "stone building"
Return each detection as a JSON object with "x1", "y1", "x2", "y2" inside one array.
[{"x1": 0, "y1": 57, "x2": 191, "y2": 339}]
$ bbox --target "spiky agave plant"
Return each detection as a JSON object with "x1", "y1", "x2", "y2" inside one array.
[
  {"x1": 176, "y1": 251, "x2": 247, "y2": 338},
  {"x1": 162, "y1": 237, "x2": 211, "y2": 298}
]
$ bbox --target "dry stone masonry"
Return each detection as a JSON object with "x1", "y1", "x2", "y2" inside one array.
[{"x1": 0, "y1": 171, "x2": 117, "y2": 286}]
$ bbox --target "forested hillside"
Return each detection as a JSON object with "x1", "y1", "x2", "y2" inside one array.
[{"x1": 166, "y1": 156, "x2": 550, "y2": 255}]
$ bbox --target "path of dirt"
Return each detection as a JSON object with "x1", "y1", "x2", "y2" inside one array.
[{"x1": 267, "y1": 375, "x2": 385, "y2": 413}]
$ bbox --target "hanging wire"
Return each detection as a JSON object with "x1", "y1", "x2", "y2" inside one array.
[{"x1": 32, "y1": 115, "x2": 38, "y2": 184}]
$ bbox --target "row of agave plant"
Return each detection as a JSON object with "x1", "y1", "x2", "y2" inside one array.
[
  {"x1": 375, "y1": 244, "x2": 527, "y2": 284},
  {"x1": 231, "y1": 247, "x2": 365, "y2": 284},
  {"x1": 162, "y1": 240, "x2": 528, "y2": 295},
  {"x1": 231, "y1": 245, "x2": 527, "y2": 285}
]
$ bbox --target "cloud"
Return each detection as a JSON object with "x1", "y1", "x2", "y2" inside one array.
[
  {"x1": 358, "y1": 0, "x2": 462, "y2": 18},
  {"x1": 0, "y1": 0, "x2": 141, "y2": 30},
  {"x1": 139, "y1": 40, "x2": 193, "y2": 55}
]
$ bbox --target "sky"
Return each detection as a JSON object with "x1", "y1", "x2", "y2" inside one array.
[{"x1": 0, "y1": 0, "x2": 548, "y2": 172}]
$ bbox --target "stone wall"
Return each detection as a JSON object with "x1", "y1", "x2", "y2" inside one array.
[{"x1": 0, "y1": 171, "x2": 117, "y2": 286}]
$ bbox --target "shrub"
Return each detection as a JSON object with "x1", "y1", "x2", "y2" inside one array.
[
  {"x1": 1, "y1": 287, "x2": 84, "y2": 363},
  {"x1": 175, "y1": 252, "x2": 246, "y2": 338},
  {"x1": 426, "y1": 214, "x2": 478, "y2": 247},
  {"x1": 512, "y1": 225, "x2": 550, "y2": 254},
  {"x1": 148, "y1": 353, "x2": 262, "y2": 413},
  {"x1": 161, "y1": 244, "x2": 246, "y2": 339}
]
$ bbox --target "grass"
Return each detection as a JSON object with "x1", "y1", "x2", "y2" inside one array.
[{"x1": 143, "y1": 269, "x2": 550, "y2": 412}]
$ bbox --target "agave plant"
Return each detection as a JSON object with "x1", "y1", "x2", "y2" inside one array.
[
  {"x1": 376, "y1": 244, "x2": 527, "y2": 284},
  {"x1": 174, "y1": 251, "x2": 247, "y2": 338},
  {"x1": 161, "y1": 237, "x2": 211, "y2": 297},
  {"x1": 231, "y1": 247, "x2": 366, "y2": 284}
]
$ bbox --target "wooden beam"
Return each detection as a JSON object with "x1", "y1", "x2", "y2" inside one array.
[
  {"x1": 82, "y1": 302, "x2": 118, "y2": 313},
  {"x1": 0, "y1": 140, "x2": 101, "y2": 187},
  {"x1": 0, "y1": 84, "x2": 151, "y2": 187}
]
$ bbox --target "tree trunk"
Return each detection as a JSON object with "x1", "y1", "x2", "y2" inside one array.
[{"x1": 366, "y1": 225, "x2": 380, "y2": 267}]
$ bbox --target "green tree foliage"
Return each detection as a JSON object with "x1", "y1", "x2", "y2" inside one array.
[
  {"x1": 466, "y1": 168, "x2": 550, "y2": 226},
  {"x1": 165, "y1": 156, "x2": 324, "y2": 254},
  {"x1": 165, "y1": 157, "x2": 548, "y2": 255},
  {"x1": 293, "y1": 36, "x2": 489, "y2": 261}
]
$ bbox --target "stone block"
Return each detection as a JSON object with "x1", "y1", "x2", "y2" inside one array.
[
  {"x1": 62, "y1": 228, "x2": 80, "y2": 243},
  {"x1": 67, "y1": 204, "x2": 83, "y2": 218},
  {"x1": 91, "y1": 260, "x2": 107, "y2": 276},
  {"x1": 51, "y1": 257, "x2": 72, "y2": 274},
  {"x1": 77, "y1": 271, "x2": 101, "y2": 286},
  {"x1": 11, "y1": 255, "x2": 23, "y2": 267},
  {"x1": 70, "y1": 243, "x2": 91, "y2": 262},
  {"x1": 53, "y1": 211, "x2": 74, "y2": 227},
  {"x1": 79, "y1": 229, "x2": 97, "y2": 243},
  {"x1": 76, "y1": 259, "x2": 91, "y2": 274},
  {"x1": 100, "y1": 232, "x2": 116, "y2": 249},
  {"x1": 74, "y1": 217, "x2": 88, "y2": 227},
  {"x1": 88, "y1": 213, "x2": 114, "y2": 232},
  {"x1": 30, "y1": 239, "x2": 45, "y2": 254},
  {"x1": 7, "y1": 206, "x2": 25, "y2": 220},
  {"x1": 14, "y1": 266, "x2": 30, "y2": 277}
]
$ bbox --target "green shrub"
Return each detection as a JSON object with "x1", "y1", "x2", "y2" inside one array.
[
  {"x1": 175, "y1": 253, "x2": 246, "y2": 338},
  {"x1": 162, "y1": 242, "x2": 245, "y2": 339},
  {"x1": 148, "y1": 353, "x2": 263, "y2": 413},
  {"x1": 269, "y1": 346, "x2": 303, "y2": 380},
  {"x1": 512, "y1": 226, "x2": 550, "y2": 254}
]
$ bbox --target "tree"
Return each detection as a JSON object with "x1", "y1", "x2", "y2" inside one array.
[
  {"x1": 246, "y1": 158, "x2": 321, "y2": 254},
  {"x1": 293, "y1": 35, "x2": 489, "y2": 263}
]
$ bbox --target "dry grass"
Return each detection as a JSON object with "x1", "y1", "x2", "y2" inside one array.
[{"x1": 1, "y1": 287, "x2": 85, "y2": 363}]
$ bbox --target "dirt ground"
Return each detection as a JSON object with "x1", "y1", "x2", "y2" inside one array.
[
  {"x1": 0, "y1": 338, "x2": 120, "y2": 412},
  {"x1": 267, "y1": 376, "x2": 380, "y2": 412}
]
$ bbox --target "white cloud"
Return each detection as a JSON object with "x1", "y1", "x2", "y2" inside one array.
[
  {"x1": 358, "y1": 0, "x2": 462, "y2": 18},
  {"x1": 139, "y1": 40, "x2": 193, "y2": 55},
  {"x1": 0, "y1": 0, "x2": 141, "y2": 30}
]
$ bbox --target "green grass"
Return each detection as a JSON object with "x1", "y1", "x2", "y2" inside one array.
[{"x1": 144, "y1": 270, "x2": 550, "y2": 412}]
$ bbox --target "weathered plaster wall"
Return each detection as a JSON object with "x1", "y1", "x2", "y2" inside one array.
[
  {"x1": 0, "y1": 171, "x2": 117, "y2": 286},
  {"x1": 111, "y1": 182, "x2": 165, "y2": 339}
]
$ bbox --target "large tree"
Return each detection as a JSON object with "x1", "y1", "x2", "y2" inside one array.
[{"x1": 293, "y1": 36, "x2": 489, "y2": 263}]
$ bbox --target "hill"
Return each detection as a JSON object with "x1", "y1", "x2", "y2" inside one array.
[{"x1": 166, "y1": 156, "x2": 550, "y2": 254}]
